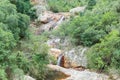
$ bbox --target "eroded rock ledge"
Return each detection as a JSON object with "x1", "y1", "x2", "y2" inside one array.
[{"x1": 48, "y1": 64, "x2": 110, "y2": 80}]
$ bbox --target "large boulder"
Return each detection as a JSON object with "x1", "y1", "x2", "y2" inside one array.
[{"x1": 64, "y1": 46, "x2": 88, "y2": 68}]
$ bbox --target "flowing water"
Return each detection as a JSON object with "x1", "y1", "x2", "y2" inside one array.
[{"x1": 57, "y1": 54, "x2": 63, "y2": 66}]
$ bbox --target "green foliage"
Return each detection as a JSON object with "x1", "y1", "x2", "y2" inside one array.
[
  {"x1": 57, "y1": 7, "x2": 119, "y2": 46},
  {"x1": 0, "y1": 0, "x2": 30, "y2": 40},
  {"x1": 17, "y1": 13, "x2": 30, "y2": 39},
  {"x1": 47, "y1": 0, "x2": 87, "y2": 12},
  {"x1": 9, "y1": 0, "x2": 37, "y2": 19},
  {"x1": 0, "y1": 27, "x2": 16, "y2": 51},
  {"x1": 87, "y1": 30, "x2": 120, "y2": 71},
  {"x1": 0, "y1": 68, "x2": 7, "y2": 80},
  {"x1": 0, "y1": 0, "x2": 42, "y2": 80},
  {"x1": 18, "y1": 34, "x2": 49, "y2": 80},
  {"x1": 87, "y1": 0, "x2": 96, "y2": 10},
  {"x1": 54, "y1": 0, "x2": 120, "y2": 73},
  {"x1": 0, "y1": 27, "x2": 16, "y2": 79}
]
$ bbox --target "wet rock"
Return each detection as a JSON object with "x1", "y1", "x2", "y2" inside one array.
[
  {"x1": 54, "y1": 16, "x2": 65, "y2": 29},
  {"x1": 64, "y1": 46, "x2": 88, "y2": 68},
  {"x1": 57, "y1": 54, "x2": 65, "y2": 67}
]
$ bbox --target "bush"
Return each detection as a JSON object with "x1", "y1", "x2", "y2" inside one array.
[
  {"x1": 17, "y1": 13, "x2": 30, "y2": 39},
  {"x1": 9, "y1": 0, "x2": 37, "y2": 19},
  {"x1": 57, "y1": 8, "x2": 119, "y2": 46},
  {"x1": 87, "y1": 0, "x2": 96, "y2": 10},
  {"x1": 17, "y1": 34, "x2": 49, "y2": 80},
  {"x1": 0, "y1": 0, "x2": 39, "y2": 79},
  {"x1": 0, "y1": 0, "x2": 30, "y2": 40},
  {"x1": 87, "y1": 30, "x2": 120, "y2": 72},
  {"x1": 0, "y1": 68, "x2": 7, "y2": 80},
  {"x1": 47, "y1": 0, "x2": 87, "y2": 12}
]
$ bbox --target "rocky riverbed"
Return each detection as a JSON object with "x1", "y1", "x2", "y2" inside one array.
[{"x1": 30, "y1": 0, "x2": 120, "y2": 80}]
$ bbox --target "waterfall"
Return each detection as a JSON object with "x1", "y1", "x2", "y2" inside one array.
[
  {"x1": 54, "y1": 16, "x2": 65, "y2": 29},
  {"x1": 57, "y1": 54, "x2": 63, "y2": 66},
  {"x1": 81, "y1": 48, "x2": 87, "y2": 56}
]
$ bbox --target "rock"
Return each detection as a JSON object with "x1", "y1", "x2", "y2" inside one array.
[
  {"x1": 38, "y1": 11, "x2": 63, "y2": 24},
  {"x1": 64, "y1": 46, "x2": 87, "y2": 68},
  {"x1": 35, "y1": 21, "x2": 57, "y2": 35},
  {"x1": 24, "y1": 75, "x2": 36, "y2": 80},
  {"x1": 14, "y1": 75, "x2": 35, "y2": 80},
  {"x1": 38, "y1": 14, "x2": 50, "y2": 24},
  {"x1": 47, "y1": 38, "x2": 61, "y2": 48},
  {"x1": 30, "y1": 0, "x2": 39, "y2": 5},
  {"x1": 49, "y1": 48, "x2": 62, "y2": 59},
  {"x1": 58, "y1": 12, "x2": 70, "y2": 19},
  {"x1": 57, "y1": 54, "x2": 65, "y2": 67},
  {"x1": 54, "y1": 16, "x2": 65, "y2": 29},
  {"x1": 48, "y1": 64, "x2": 109, "y2": 80},
  {"x1": 69, "y1": 6, "x2": 86, "y2": 15},
  {"x1": 65, "y1": 70, "x2": 109, "y2": 80}
]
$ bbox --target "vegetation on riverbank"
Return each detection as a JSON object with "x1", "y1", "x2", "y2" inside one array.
[
  {"x1": 0, "y1": 0, "x2": 48, "y2": 80},
  {"x1": 0, "y1": 0, "x2": 120, "y2": 79},
  {"x1": 52, "y1": 0, "x2": 120, "y2": 73}
]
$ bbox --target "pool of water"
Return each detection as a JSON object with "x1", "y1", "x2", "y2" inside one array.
[{"x1": 45, "y1": 70, "x2": 69, "y2": 80}]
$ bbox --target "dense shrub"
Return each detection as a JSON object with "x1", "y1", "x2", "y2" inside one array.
[
  {"x1": 57, "y1": 7, "x2": 119, "y2": 46},
  {"x1": 47, "y1": 0, "x2": 87, "y2": 12},
  {"x1": 87, "y1": 0, "x2": 96, "y2": 10},
  {"x1": 0, "y1": 27, "x2": 16, "y2": 79},
  {"x1": 87, "y1": 30, "x2": 120, "y2": 72},
  {"x1": 17, "y1": 13, "x2": 30, "y2": 39},
  {"x1": 0, "y1": 0, "x2": 49, "y2": 80},
  {"x1": 0, "y1": 0, "x2": 30, "y2": 40},
  {"x1": 54, "y1": 0, "x2": 120, "y2": 73},
  {"x1": 18, "y1": 34, "x2": 49, "y2": 80},
  {"x1": 9, "y1": 0, "x2": 37, "y2": 19}
]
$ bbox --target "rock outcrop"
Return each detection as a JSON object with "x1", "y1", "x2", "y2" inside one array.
[
  {"x1": 24, "y1": 75, "x2": 36, "y2": 80},
  {"x1": 47, "y1": 37, "x2": 61, "y2": 48},
  {"x1": 47, "y1": 37, "x2": 88, "y2": 68},
  {"x1": 64, "y1": 46, "x2": 88, "y2": 68},
  {"x1": 14, "y1": 75, "x2": 35, "y2": 80},
  {"x1": 49, "y1": 48, "x2": 62, "y2": 59},
  {"x1": 48, "y1": 64, "x2": 110, "y2": 80},
  {"x1": 69, "y1": 6, "x2": 86, "y2": 15}
]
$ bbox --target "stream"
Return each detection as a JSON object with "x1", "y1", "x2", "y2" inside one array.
[{"x1": 31, "y1": 0, "x2": 118, "y2": 80}]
